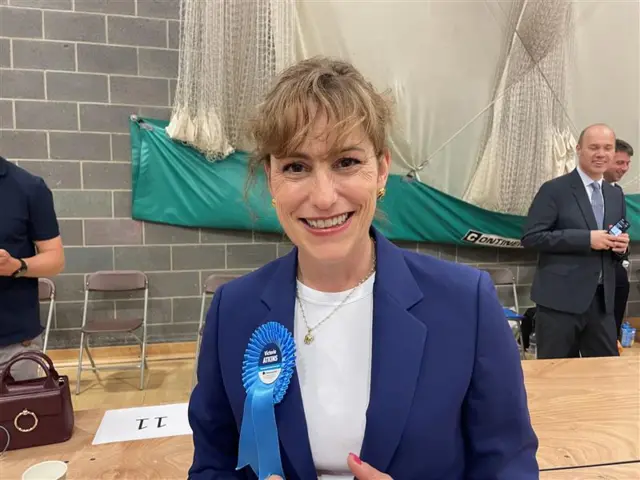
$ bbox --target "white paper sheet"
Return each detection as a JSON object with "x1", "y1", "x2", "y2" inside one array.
[{"x1": 92, "y1": 403, "x2": 192, "y2": 445}]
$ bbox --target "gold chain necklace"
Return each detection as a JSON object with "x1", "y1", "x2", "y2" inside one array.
[{"x1": 296, "y1": 240, "x2": 376, "y2": 345}]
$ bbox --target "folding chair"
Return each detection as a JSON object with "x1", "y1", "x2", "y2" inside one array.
[
  {"x1": 38, "y1": 278, "x2": 56, "y2": 354},
  {"x1": 482, "y1": 267, "x2": 526, "y2": 359},
  {"x1": 192, "y1": 274, "x2": 239, "y2": 389},
  {"x1": 76, "y1": 271, "x2": 149, "y2": 395}
]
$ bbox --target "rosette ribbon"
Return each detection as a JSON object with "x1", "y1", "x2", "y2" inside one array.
[{"x1": 236, "y1": 321, "x2": 296, "y2": 480}]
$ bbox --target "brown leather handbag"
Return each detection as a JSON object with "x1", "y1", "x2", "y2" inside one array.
[{"x1": 0, "y1": 350, "x2": 74, "y2": 451}]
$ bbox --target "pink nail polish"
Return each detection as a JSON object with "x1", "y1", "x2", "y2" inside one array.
[{"x1": 350, "y1": 453, "x2": 362, "y2": 465}]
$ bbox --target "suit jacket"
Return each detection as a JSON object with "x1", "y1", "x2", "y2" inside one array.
[
  {"x1": 611, "y1": 184, "x2": 631, "y2": 293},
  {"x1": 188, "y1": 229, "x2": 539, "y2": 480},
  {"x1": 613, "y1": 183, "x2": 631, "y2": 267},
  {"x1": 521, "y1": 169, "x2": 626, "y2": 314}
]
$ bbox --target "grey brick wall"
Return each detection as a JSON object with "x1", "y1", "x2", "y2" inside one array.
[
  {"x1": 1, "y1": 0, "x2": 222, "y2": 348},
  {"x1": 1, "y1": 1, "x2": 637, "y2": 350}
]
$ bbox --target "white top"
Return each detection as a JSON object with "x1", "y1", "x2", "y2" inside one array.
[
  {"x1": 576, "y1": 164, "x2": 604, "y2": 203},
  {"x1": 294, "y1": 274, "x2": 375, "y2": 479}
]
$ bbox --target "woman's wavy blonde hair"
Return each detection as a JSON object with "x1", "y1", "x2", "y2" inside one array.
[{"x1": 246, "y1": 56, "x2": 394, "y2": 186}]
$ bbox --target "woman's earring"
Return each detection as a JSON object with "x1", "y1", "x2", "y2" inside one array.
[
  {"x1": 376, "y1": 188, "x2": 386, "y2": 200},
  {"x1": 271, "y1": 198, "x2": 276, "y2": 207}
]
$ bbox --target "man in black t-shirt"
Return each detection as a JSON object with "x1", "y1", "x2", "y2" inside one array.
[{"x1": 0, "y1": 156, "x2": 65, "y2": 380}]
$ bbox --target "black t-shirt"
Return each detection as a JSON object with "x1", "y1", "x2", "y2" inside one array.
[{"x1": 0, "y1": 156, "x2": 60, "y2": 346}]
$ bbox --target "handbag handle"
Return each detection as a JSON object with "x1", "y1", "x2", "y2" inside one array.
[
  {"x1": 13, "y1": 351, "x2": 57, "y2": 376},
  {"x1": 1, "y1": 350, "x2": 59, "y2": 382},
  {"x1": 0, "y1": 352, "x2": 57, "y2": 393}
]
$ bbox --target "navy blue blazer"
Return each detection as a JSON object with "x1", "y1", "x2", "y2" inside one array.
[{"x1": 188, "y1": 229, "x2": 539, "y2": 479}]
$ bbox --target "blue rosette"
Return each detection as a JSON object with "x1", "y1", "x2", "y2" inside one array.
[{"x1": 236, "y1": 321, "x2": 296, "y2": 479}]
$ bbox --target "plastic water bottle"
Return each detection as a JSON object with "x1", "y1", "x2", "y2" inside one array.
[
  {"x1": 529, "y1": 332, "x2": 537, "y2": 359},
  {"x1": 621, "y1": 323, "x2": 633, "y2": 348}
]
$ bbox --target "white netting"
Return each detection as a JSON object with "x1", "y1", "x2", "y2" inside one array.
[
  {"x1": 167, "y1": 0, "x2": 639, "y2": 208},
  {"x1": 462, "y1": 0, "x2": 576, "y2": 214},
  {"x1": 166, "y1": 0, "x2": 295, "y2": 160}
]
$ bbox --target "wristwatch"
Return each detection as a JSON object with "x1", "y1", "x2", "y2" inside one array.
[{"x1": 11, "y1": 258, "x2": 28, "y2": 278}]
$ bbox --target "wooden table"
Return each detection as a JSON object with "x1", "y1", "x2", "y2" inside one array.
[
  {"x1": 540, "y1": 462, "x2": 640, "y2": 479},
  {"x1": 2, "y1": 356, "x2": 639, "y2": 478},
  {"x1": 0, "y1": 409, "x2": 193, "y2": 479},
  {"x1": 524, "y1": 356, "x2": 640, "y2": 470}
]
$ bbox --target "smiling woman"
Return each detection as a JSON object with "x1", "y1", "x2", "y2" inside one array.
[{"x1": 188, "y1": 56, "x2": 539, "y2": 480}]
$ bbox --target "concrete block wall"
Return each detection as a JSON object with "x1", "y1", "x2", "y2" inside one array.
[
  {"x1": 2, "y1": 1, "x2": 637, "y2": 349},
  {"x1": 0, "y1": 0, "x2": 231, "y2": 348}
]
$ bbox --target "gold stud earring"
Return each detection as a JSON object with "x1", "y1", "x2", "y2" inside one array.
[
  {"x1": 376, "y1": 188, "x2": 386, "y2": 199},
  {"x1": 271, "y1": 198, "x2": 276, "y2": 207}
]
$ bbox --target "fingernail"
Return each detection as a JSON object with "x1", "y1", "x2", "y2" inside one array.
[{"x1": 350, "y1": 453, "x2": 362, "y2": 465}]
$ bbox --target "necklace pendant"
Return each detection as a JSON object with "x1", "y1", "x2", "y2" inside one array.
[{"x1": 304, "y1": 332, "x2": 314, "y2": 345}]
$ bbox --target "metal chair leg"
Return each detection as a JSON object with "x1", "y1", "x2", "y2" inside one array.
[
  {"x1": 76, "y1": 332, "x2": 85, "y2": 395},
  {"x1": 43, "y1": 299, "x2": 54, "y2": 354},
  {"x1": 138, "y1": 338, "x2": 149, "y2": 369},
  {"x1": 192, "y1": 332, "x2": 203, "y2": 390},
  {"x1": 139, "y1": 329, "x2": 147, "y2": 391},
  {"x1": 85, "y1": 347, "x2": 97, "y2": 371}
]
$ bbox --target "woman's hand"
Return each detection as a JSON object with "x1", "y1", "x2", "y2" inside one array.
[{"x1": 347, "y1": 453, "x2": 393, "y2": 479}]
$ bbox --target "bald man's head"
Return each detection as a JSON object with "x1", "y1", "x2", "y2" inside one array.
[
  {"x1": 577, "y1": 123, "x2": 615, "y2": 146},
  {"x1": 576, "y1": 124, "x2": 616, "y2": 180}
]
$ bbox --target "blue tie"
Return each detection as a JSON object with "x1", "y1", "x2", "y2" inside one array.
[{"x1": 591, "y1": 182, "x2": 604, "y2": 229}]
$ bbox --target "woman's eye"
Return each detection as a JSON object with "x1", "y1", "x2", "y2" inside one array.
[
  {"x1": 283, "y1": 162, "x2": 305, "y2": 173},
  {"x1": 337, "y1": 157, "x2": 360, "y2": 168}
]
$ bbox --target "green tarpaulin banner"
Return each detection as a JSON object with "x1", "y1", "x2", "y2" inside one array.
[{"x1": 130, "y1": 117, "x2": 640, "y2": 247}]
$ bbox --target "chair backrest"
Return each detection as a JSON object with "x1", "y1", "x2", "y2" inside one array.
[
  {"x1": 38, "y1": 278, "x2": 55, "y2": 301},
  {"x1": 86, "y1": 270, "x2": 148, "y2": 292},
  {"x1": 203, "y1": 274, "x2": 239, "y2": 294},
  {"x1": 482, "y1": 267, "x2": 515, "y2": 286}
]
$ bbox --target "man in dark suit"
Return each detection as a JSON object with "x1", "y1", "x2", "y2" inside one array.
[
  {"x1": 604, "y1": 139, "x2": 633, "y2": 342},
  {"x1": 521, "y1": 124, "x2": 630, "y2": 359}
]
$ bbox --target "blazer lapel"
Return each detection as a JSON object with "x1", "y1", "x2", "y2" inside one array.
[
  {"x1": 570, "y1": 169, "x2": 597, "y2": 230},
  {"x1": 260, "y1": 249, "x2": 317, "y2": 480},
  {"x1": 360, "y1": 231, "x2": 427, "y2": 472}
]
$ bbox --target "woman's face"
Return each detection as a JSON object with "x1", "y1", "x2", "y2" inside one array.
[{"x1": 267, "y1": 115, "x2": 390, "y2": 264}]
